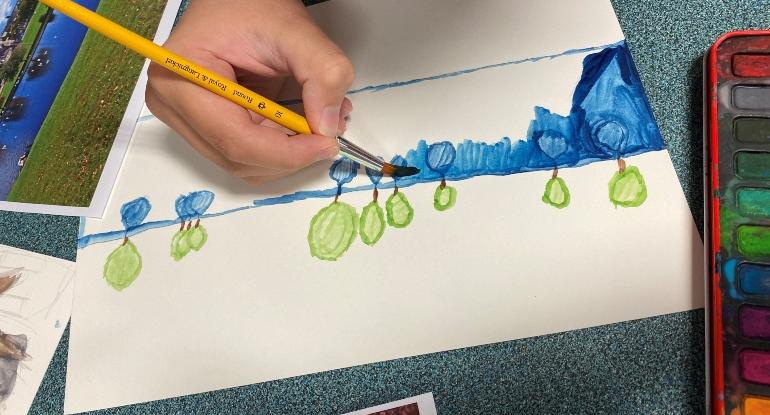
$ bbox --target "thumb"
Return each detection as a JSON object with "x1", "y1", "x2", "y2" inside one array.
[{"x1": 279, "y1": 19, "x2": 354, "y2": 138}]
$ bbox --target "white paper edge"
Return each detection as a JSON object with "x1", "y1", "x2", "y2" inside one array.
[{"x1": 0, "y1": 0, "x2": 183, "y2": 219}]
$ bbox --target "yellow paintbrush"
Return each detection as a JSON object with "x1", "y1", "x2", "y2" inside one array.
[{"x1": 37, "y1": 0, "x2": 419, "y2": 177}]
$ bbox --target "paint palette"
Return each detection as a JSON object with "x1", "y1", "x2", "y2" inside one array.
[{"x1": 707, "y1": 31, "x2": 770, "y2": 415}]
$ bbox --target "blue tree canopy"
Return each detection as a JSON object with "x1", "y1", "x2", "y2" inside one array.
[
  {"x1": 120, "y1": 197, "x2": 151, "y2": 230},
  {"x1": 390, "y1": 155, "x2": 410, "y2": 185},
  {"x1": 175, "y1": 194, "x2": 193, "y2": 219},
  {"x1": 329, "y1": 158, "x2": 359, "y2": 186},
  {"x1": 426, "y1": 141, "x2": 456, "y2": 175},
  {"x1": 536, "y1": 133, "x2": 568, "y2": 160},
  {"x1": 175, "y1": 191, "x2": 216, "y2": 220},
  {"x1": 365, "y1": 166, "x2": 383, "y2": 185},
  {"x1": 186, "y1": 191, "x2": 215, "y2": 216}
]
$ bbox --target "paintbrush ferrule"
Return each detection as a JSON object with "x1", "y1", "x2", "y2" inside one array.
[{"x1": 336, "y1": 136, "x2": 384, "y2": 172}]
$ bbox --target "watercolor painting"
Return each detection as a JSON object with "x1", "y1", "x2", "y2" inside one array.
[
  {"x1": 0, "y1": 0, "x2": 170, "y2": 215},
  {"x1": 79, "y1": 41, "x2": 664, "y2": 288},
  {"x1": 0, "y1": 247, "x2": 74, "y2": 414},
  {"x1": 67, "y1": 1, "x2": 706, "y2": 412}
]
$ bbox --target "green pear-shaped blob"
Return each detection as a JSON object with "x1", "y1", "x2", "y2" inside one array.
[
  {"x1": 359, "y1": 201, "x2": 386, "y2": 246},
  {"x1": 308, "y1": 201, "x2": 358, "y2": 261},
  {"x1": 171, "y1": 229, "x2": 192, "y2": 261},
  {"x1": 187, "y1": 225, "x2": 208, "y2": 251},
  {"x1": 103, "y1": 240, "x2": 142, "y2": 291},
  {"x1": 434, "y1": 184, "x2": 457, "y2": 211},
  {"x1": 609, "y1": 166, "x2": 647, "y2": 207},
  {"x1": 386, "y1": 191, "x2": 414, "y2": 228},
  {"x1": 542, "y1": 177, "x2": 570, "y2": 209}
]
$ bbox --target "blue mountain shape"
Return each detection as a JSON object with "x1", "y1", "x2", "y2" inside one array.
[{"x1": 388, "y1": 42, "x2": 666, "y2": 185}]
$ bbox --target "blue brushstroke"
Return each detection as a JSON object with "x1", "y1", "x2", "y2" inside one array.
[
  {"x1": 176, "y1": 191, "x2": 215, "y2": 220},
  {"x1": 723, "y1": 258, "x2": 743, "y2": 300},
  {"x1": 175, "y1": 194, "x2": 193, "y2": 219},
  {"x1": 186, "y1": 191, "x2": 215, "y2": 217},
  {"x1": 278, "y1": 40, "x2": 625, "y2": 106},
  {"x1": 426, "y1": 141, "x2": 456, "y2": 175},
  {"x1": 120, "y1": 198, "x2": 151, "y2": 230},
  {"x1": 79, "y1": 41, "x2": 665, "y2": 249},
  {"x1": 329, "y1": 158, "x2": 359, "y2": 186},
  {"x1": 389, "y1": 155, "x2": 410, "y2": 186},
  {"x1": 78, "y1": 217, "x2": 85, "y2": 238},
  {"x1": 381, "y1": 43, "x2": 664, "y2": 187},
  {"x1": 365, "y1": 167, "x2": 383, "y2": 186},
  {"x1": 78, "y1": 205, "x2": 253, "y2": 249}
]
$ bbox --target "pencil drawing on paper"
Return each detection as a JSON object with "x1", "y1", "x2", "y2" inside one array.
[
  {"x1": 80, "y1": 41, "x2": 666, "y2": 282},
  {"x1": 0, "y1": 268, "x2": 26, "y2": 409},
  {"x1": 0, "y1": 329, "x2": 27, "y2": 406}
]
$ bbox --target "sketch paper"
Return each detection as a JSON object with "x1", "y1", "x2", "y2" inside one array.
[
  {"x1": 342, "y1": 393, "x2": 437, "y2": 415},
  {"x1": 66, "y1": 0, "x2": 704, "y2": 412},
  {"x1": 0, "y1": 244, "x2": 75, "y2": 415},
  {"x1": 0, "y1": 0, "x2": 182, "y2": 217}
]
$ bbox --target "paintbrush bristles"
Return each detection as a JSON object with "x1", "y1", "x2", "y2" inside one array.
[{"x1": 382, "y1": 163, "x2": 420, "y2": 177}]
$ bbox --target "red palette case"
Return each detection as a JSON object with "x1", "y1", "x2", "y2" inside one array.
[{"x1": 706, "y1": 30, "x2": 770, "y2": 415}]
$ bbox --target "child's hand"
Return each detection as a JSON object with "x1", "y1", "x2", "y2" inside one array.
[{"x1": 146, "y1": 0, "x2": 354, "y2": 185}]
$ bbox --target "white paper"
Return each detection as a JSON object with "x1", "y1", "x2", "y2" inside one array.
[
  {"x1": 0, "y1": 0, "x2": 183, "y2": 218},
  {"x1": 0, "y1": 245, "x2": 75, "y2": 415},
  {"x1": 342, "y1": 393, "x2": 437, "y2": 415},
  {"x1": 66, "y1": 0, "x2": 704, "y2": 412}
]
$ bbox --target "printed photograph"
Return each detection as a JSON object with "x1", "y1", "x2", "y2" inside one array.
[{"x1": 0, "y1": 0, "x2": 168, "y2": 213}]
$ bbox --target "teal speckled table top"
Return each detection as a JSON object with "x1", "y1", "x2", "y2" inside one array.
[{"x1": 2, "y1": 0, "x2": 768, "y2": 413}]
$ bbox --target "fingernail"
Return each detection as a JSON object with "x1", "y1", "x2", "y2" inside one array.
[
  {"x1": 316, "y1": 144, "x2": 339, "y2": 161},
  {"x1": 319, "y1": 105, "x2": 341, "y2": 137}
]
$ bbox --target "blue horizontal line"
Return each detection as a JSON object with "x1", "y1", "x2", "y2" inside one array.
[
  {"x1": 134, "y1": 39, "x2": 623, "y2": 118},
  {"x1": 278, "y1": 40, "x2": 624, "y2": 106}
]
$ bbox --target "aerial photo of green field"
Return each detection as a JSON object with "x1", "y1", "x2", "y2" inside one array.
[{"x1": 0, "y1": 0, "x2": 168, "y2": 208}]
